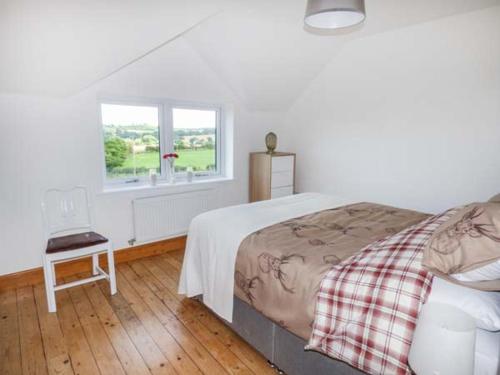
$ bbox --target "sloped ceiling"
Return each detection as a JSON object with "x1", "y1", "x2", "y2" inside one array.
[
  {"x1": 184, "y1": 0, "x2": 500, "y2": 110},
  {"x1": 0, "y1": 0, "x2": 230, "y2": 96},
  {"x1": 1, "y1": 0, "x2": 499, "y2": 109}
]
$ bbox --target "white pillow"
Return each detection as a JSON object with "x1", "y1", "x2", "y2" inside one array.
[
  {"x1": 427, "y1": 277, "x2": 500, "y2": 331},
  {"x1": 452, "y1": 260, "x2": 500, "y2": 282}
]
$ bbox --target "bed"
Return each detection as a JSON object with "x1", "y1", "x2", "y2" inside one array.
[{"x1": 179, "y1": 193, "x2": 500, "y2": 375}]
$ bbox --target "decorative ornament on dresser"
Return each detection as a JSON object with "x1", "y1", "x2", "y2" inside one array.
[
  {"x1": 163, "y1": 153, "x2": 179, "y2": 184},
  {"x1": 265, "y1": 132, "x2": 277, "y2": 154}
]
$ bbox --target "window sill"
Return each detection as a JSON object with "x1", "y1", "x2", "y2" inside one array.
[{"x1": 99, "y1": 176, "x2": 234, "y2": 195}]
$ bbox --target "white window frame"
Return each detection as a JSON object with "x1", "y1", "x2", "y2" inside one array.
[{"x1": 99, "y1": 96, "x2": 225, "y2": 188}]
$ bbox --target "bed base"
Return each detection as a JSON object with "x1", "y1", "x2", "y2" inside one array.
[{"x1": 202, "y1": 296, "x2": 366, "y2": 375}]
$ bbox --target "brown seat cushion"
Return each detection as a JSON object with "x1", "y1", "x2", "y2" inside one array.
[{"x1": 46, "y1": 231, "x2": 108, "y2": 254}]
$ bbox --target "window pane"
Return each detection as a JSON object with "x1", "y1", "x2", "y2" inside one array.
[
  {"x1": 102, "y1": 104, "x2": 160, "y2": 179},
  {"x1": 172, "y1": 108, "x2": 217, "y2": 173}
]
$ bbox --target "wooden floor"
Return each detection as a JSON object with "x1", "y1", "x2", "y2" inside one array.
[{"x1": 0, "y1": 250, "x2": 276, "y2": 375}]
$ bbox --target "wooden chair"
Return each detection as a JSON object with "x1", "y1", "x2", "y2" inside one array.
[{"x1": 41, "y1": 186, "x2": 116, "y2": 312}]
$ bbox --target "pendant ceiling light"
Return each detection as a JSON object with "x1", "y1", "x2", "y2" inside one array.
[{"x1": 304, "y1": 0, "x2": 365, "y2": 29}]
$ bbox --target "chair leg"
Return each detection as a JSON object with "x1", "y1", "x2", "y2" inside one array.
[
  {"x1": 51, "y1": 262, "x2": 57, "y2": 286},
  {"x1": 92, "y1": 253, "x2": 99, "y2": 276},
  {"x1": 107, "y1": 244, "x2": 117, "y2": 295},
  {"x1": 43, "y1": 256, "x2": 57, "y2": 313}
]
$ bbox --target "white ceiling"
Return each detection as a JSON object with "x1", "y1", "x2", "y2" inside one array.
[
  {"x1": 1, "y1": 0, "x2": 499, "y2": 109},
  {"x1": 184, "y1": 0, "x2": 500, "y2": 110},
  {"x1": 0, "y1": 0, "x2": 230, "y2": 96}
]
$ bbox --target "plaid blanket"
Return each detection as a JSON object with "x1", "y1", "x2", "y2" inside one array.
[{"x1": 307, "y1": 209, "x2": 458, "y2": 375}]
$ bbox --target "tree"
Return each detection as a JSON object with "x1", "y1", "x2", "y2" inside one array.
[
  {"x1": 189, "y1": 137, "x2": 197, "y2": 149},
  {"x1": 174, "y1": 139, "x2": 186, "y2": 150},
  {"x1": 142, "y1": 134, "x2": 158, "y2": 145},
  {"x1": 205, "y1": 137, "x2": 214, "y2": 150},
  {"x1": 105, "y1": 137, "x2": 128, "y2": 170}
]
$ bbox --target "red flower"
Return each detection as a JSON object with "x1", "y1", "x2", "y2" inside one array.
[{"x1": 162, "y1": 153, "x2": 179, "y2": 159}]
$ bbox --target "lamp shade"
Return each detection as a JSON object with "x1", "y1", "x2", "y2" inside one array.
[
  {"x1": 409, "y1": 303, "x2": 476, "y2": 375},
  {"x1": 304, "y1": 0, "x2": 365, "y2": 29}
]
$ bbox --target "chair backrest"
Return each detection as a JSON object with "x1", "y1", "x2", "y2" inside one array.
[{"x1": 41, "y1": 186, "x2": 93, "y2": 239}]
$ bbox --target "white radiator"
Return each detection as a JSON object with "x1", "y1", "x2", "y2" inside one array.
[{"x1": 131, "y1": 189, "x2": 216, "y2": 244}]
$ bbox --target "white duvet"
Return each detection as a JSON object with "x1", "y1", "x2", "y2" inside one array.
[{"x1": 178, "y1": 192, "x2": 355, "y2": 322}]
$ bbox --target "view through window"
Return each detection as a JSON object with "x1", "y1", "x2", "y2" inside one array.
[
  {"x1": 173, "y1": 108, "x2": 217, "y2": 173},
  {"x1": 102, "y1": 104, "x2": 160, "y2": 179},
  {"x1": 101, "y1": 101, "x2": 220, "y2": 183}
]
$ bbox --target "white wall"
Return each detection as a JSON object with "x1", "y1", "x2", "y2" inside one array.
[
  {"x1": 0, "y1": 38, "x2": 281, "y2": 275},
  {"x1": 282, "y1": 6, "x2": 500, "y2": 213},
  {"x1": 3, "y1": 6, "x2": 499, "y2": 276}
]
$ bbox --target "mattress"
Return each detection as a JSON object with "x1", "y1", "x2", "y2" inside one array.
[{"x1": 234, "y1": 202, "x2": 430, "y2": 339}]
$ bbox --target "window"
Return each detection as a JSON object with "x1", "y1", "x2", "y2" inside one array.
[
  {"x1": 172, "y1": 108, "x2": 218, "y2": 174},
  {"x1": 102, "y1": 104, "x2": 161, "y2": 180},
  {"x1": 100, "y1": 100, "x2": 223, "y2": 185}
]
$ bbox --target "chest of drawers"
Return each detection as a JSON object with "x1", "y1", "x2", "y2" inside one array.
[{"x1": 249, "y1": 152, "x2": 295, "y2": 202}]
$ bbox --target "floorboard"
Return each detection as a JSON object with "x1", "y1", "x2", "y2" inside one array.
[
  {"x1": 142, "y1": 258, "x2": 275, "y2": 375},
  {"x1": 115, "y1": 268, "x2": 201, "y2": 375},
  {"x1": 97, "y1": 281, "x2": 176, "y2": 375},
  {"x1": 0, "y1": 289, "x2": 22, "y2": 375},
  {"x1": 121, "y1": 263, "x2": 228, "y2": 375},
  {"x1": 0, "y1": 251, "x2": 274, "y2": 375},
  {"x1": 66, "y1": 276, "x2": 127, "y2": 375},
  {"x1": 17, "y1": 286, "x2": 48, "y2": 375},
  {"x1": 33, "y1": 284, "x2": 74, "y2": 375},
  {"x1": 132, "y1": 260, "x2": 252, "y2": 375},
  {"x1": 56, "y1": 288, "x2": 101, "y2": 375}
]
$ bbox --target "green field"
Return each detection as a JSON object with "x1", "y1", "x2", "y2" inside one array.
[
  {"x1": 174, "y1": 149, "x2": 215, "y2": 171},
  {"x1": 112, "y1": 148, "x2": 215, "y2": 177}
]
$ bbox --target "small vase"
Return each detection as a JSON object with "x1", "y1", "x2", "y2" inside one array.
[
  {"x1": 149, "y1": 169, "x2": 158, "y2": 186},
  {"x1": 186, "y1": 166, "x2": 193, "y2": 183},
  {"x1": 168, "y1": 163, "x2": 176, "y2": 184}
]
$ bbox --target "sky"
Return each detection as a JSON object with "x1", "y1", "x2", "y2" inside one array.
[{"x1": 101, "y1": 104, "x2": 216, "y2": 129}]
